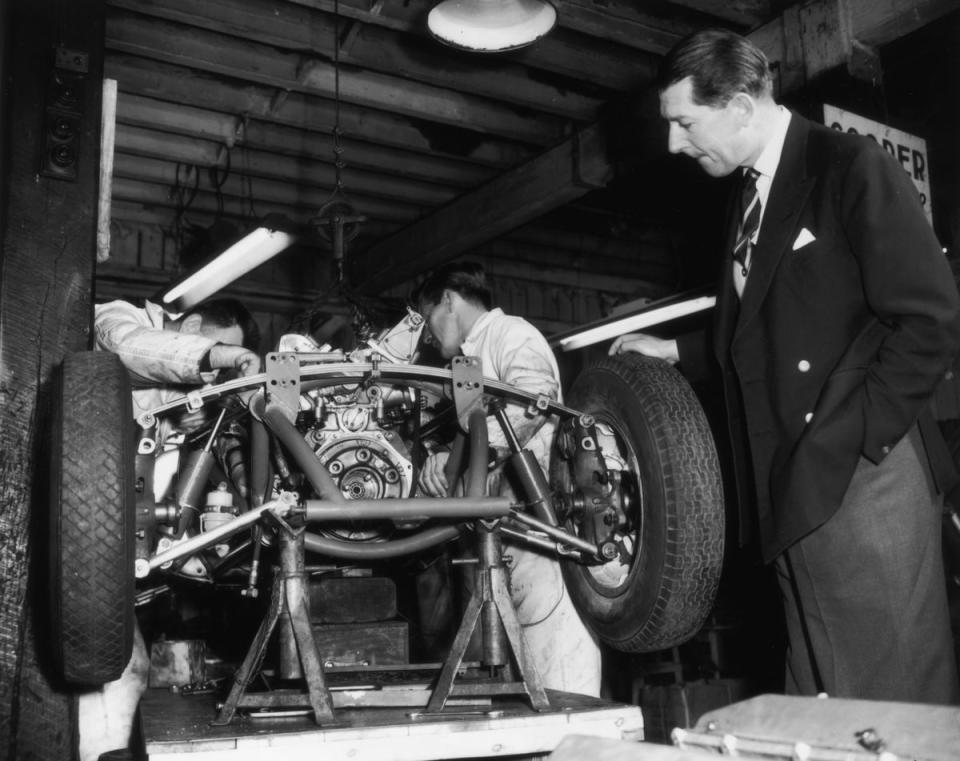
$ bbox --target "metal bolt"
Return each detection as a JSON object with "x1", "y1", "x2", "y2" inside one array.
[{"x1": 855, "y1": 728, "x2": 885, "y2": 753}]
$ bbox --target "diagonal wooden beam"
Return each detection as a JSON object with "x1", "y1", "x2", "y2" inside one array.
[{"x1": 352, "y1": 122, "x2": 616, "y2": 293}]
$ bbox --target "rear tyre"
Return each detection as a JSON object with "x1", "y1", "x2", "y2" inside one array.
[
  {"x1": 51, "y1": 351, "x2": 135, "y2": 685},
  {"x1": 552, "y1": 353, "x2": 725, "y2": 652}
]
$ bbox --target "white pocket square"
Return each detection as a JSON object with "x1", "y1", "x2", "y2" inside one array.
[{"x1": 792, "y1": 227, "x2": 816, "y2": 250}]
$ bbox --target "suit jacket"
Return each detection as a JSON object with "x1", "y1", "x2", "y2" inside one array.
[{"x1": 711, "y1": 113, "x2": 960, "y2": 563}]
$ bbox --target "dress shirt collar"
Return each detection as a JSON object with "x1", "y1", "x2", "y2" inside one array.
[{"x1": 750, "y1": 105, "x2": 791, "y2": 185}]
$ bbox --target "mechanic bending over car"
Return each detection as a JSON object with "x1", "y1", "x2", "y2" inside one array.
[
  {"x1": 78, "y1": 297, "x2": 262, "y2": 761},
  {"x1": 413, "y1": 262, "x2": 602, "y2": 697},
  {"x1": 94, "y1": 297, "x2": 262, "y2": 422}
]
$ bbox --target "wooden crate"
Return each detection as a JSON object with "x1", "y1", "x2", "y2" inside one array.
[{"x1": 312, "y1": 620, "x2": 409, "y2": 667}]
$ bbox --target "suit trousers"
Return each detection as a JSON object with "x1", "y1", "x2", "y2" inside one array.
[{"x1": 775, "y1": 425, "x2": 959, "y2": 704}]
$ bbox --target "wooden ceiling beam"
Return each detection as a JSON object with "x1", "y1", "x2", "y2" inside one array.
[
  {"x1": 352, "y1": 121, "x2": 616, "y2": 293},
  {"x1": 112, "y1": 157, "x2": 426, "y2": 223},
  {"x1": 106, "y1": 55, "x2": 533, "y2": 167},
  {"x1": 114, "y1": 126, "x2": 459, "y2": 206},
  {"x1": 470, "y1": 239, "x2": 671, "y2": 283},
  {"x1": 847, "y1": 0, "x2": 960, "y2": 47},
  {"x1": 750, "y1": 0, "x2": 960, "y2": 91},
  {"x1": 665, "y1": 0, "x2": 770, "y2": 29},
  {"x1": 118, "y1": 93, "x2": 497, "y2": 188},
  {"x1": 465, "y1": 254, "x2": 648, "y2": 295},
  {"x1": 511, "y1": 29, "x2": 658, "y2": 92},
  {"x1": 109, "y1": 0, "x2": 606, "y2": 121},
  {"x1": 554, "y1": 0, "x2": 695, "y2": 53},
  {"x1": 106, "y1": 9, "x2": 568, "y2": 145}
]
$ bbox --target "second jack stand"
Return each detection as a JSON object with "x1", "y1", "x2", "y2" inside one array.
[
  {"x1": 213, "y1": 522, "x2": 337, "y2": 726},
  {"x1": 427, "y1": 519, "x2": 550, "y2": 713}
]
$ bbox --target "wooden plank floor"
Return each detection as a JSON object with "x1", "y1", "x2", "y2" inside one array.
[{"x1": 141, "y1": 686, "x2": 644, "y2": 760}]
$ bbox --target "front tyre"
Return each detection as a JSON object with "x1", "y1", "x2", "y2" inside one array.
[
  {"x1": 51, "y1": 351, "x2": 135, "y2": 685},
  {"x1": 551, "y1": 353, "x2": 724, "y2": 652}
]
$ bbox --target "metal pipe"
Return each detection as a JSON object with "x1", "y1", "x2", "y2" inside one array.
[
  {"x1": 498, "y1": 524, "x2": 568, "y2": 556},
  {"x1": 249, "y1": 416, "x2": 272, "y2": 507},
  {"x1": 508, "y1": 509, "x2": 599, "y2": 557},
  {"x1": 303, "y1": 525, "x2": 461, "y2": 560},
  {"x1": 303, "y1": 497, "x2": 512, "y2": 522}
]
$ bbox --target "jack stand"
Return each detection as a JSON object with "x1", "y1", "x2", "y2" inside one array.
[
  {"x1": 213, "y1": 523, "x2": 337, "y2": 726},
  {"x1": 427, "y1": 519, "x2": 550, "y2": 713}
]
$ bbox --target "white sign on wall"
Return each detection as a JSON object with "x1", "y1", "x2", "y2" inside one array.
[{"x1": 823, "y1": 104, "x2": 932, "y2": 225}]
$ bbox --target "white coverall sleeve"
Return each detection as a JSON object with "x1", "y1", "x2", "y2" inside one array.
[{"x1": 94, "y1": 301, "x2": 218, "y2": 387}]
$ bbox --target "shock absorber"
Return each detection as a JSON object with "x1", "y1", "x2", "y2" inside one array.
[
  {"x1": 492, "y1": 403, "x2": 558, "y2": 526},
  {"x1": 176, "y1": 408, "x2": 227, "y2": 537}
]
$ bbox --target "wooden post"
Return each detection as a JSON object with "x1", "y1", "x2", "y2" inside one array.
[{"x1": 0, "y1": 0, "x2": 106, "y2": 758}]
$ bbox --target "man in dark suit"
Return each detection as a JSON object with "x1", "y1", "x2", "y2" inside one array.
[{"x1": 612, "y1": 30, "x2": 960, "y2": 703}]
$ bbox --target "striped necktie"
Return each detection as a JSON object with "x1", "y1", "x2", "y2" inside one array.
[{"x1": 733, "y1": 168, "x2": 761, "y2": 277}]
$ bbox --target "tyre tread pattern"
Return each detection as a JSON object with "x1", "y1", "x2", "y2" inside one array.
[{"x1": 54, "y1": 352, "x2": 135, "y2": 685}]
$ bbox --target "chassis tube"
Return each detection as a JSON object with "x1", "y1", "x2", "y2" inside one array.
[
  {"x1": 508, "y1": 510, "x2": 600, "y2": 557},
  {"x1": 304, "y1": 497, "x2": 512, "y2": 522},
  {"x1": 303, "y1": 526, "x2": 461, "y2": 560}
]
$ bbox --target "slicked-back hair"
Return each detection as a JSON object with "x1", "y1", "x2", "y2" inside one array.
[
  {"x1": 183, "y1": 298, "x2": 261, "y2": 352},
  {"x1": 657, "y1": 29, "x2": 772, "y2": 107},
  {"x1": 412, "y1": 262, "x2": 492, "y2": 311}
]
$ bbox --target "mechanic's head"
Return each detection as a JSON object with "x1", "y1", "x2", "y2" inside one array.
[
  {"x1": 412, "y1": 262, "x2": 491, "y2": 360},
  {"x1": 176, "y1": 298, "x2": 261, "y2": 352}
]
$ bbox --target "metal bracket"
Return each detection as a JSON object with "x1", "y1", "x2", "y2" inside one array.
[
  {"x1": 265, "y1": 352, "x2": 301, "y2": 422},
  {"x1": 451, "y1": 355, "x2": 485, "y2": 432}
]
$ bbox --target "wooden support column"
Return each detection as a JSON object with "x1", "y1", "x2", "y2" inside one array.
[{"x1": 0, "y1": 0, "x2": 106, "y2": 758}]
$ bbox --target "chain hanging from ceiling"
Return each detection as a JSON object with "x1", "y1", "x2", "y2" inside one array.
[
  {"x1": 311, "y1": 0, "x2": 365, "y2": 289},
  {"x1": 292, "y1": 0, "x2": 406, "y2": 348}
]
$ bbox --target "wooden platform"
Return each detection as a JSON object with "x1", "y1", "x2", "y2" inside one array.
[{"x1": 140, "y1": 684, "x2": 644, "y2": 760}]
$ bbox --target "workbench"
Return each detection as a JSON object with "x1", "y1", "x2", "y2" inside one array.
[{"x1": 140, "y1": 684, "x2": 644, "y2": 760}]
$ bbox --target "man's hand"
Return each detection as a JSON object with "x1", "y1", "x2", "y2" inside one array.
[
  {"x1": 419, "y1": 451, "x2": 450, "y2": 497},
  {"x1": 208, "y1": 344, "x2": 262, "y2": 377},
  {"x1": 609, "y1": 334, "x2": 680, "y2": 363}
]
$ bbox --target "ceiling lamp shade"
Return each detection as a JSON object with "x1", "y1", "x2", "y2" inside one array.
[
  {"x1": 428, "y1": 0, "x2": 557, "y2": 53},
  {"x1": 163, "y1": 217, "x2": 297, "y2": 310}
]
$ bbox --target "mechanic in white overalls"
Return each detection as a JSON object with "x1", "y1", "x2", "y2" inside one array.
[
  {"x1": 414, "y1": 262, "x2": 602, "y2": 697},
  {"x1": 80, "y1": 297, "x2": 260, "y2": 761}
]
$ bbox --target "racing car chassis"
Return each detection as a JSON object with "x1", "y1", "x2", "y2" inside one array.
[{"x1": 52, "y1": 347, "x2": 726, "y2": 690}]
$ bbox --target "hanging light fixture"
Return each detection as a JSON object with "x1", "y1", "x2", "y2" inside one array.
[{"x1": 427, "y1": 0, "x2": 557, "y2": 53}]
